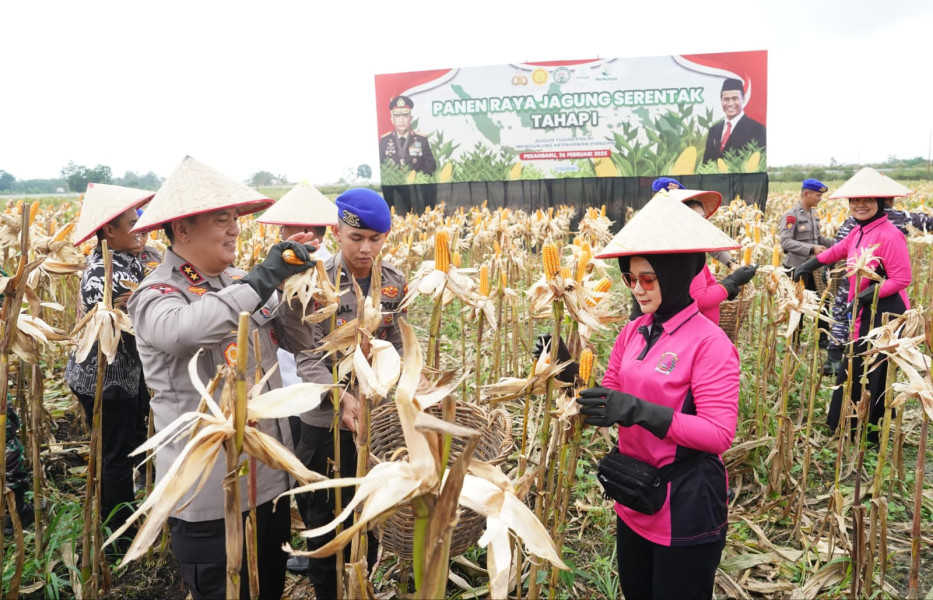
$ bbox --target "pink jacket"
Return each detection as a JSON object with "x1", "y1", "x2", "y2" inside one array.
[
  {"x1": 601, "y1": 302, "x2": 739, "y2": 546},
  {"x1": 817, "y1": 216, "x2": 911, "y2": 337},
  {"x1": 690, "y1": 264, "x2": 728, "y2": 325}
]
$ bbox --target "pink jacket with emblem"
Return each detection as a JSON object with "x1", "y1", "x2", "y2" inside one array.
[
  {"x1": 601, "y1": 302, "x2": 740, "y2": 546},
  {"x1": 816, "y1": 215, "x2": 911, "y2": 337}
]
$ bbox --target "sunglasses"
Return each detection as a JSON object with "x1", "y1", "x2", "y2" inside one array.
[{"x1": 621, "y1": 272, "x2": 658, "y2": 290}]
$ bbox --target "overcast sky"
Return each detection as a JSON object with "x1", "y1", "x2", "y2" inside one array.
[{"x1": 3, "y1": 0, "x2": 932, "y2": 184}]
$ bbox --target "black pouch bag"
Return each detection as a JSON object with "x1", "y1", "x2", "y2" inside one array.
[{"x1": 597, "y1": 447, "x2": 705, "y2": 515}]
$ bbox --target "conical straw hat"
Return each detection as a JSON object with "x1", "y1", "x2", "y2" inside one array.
[
  {"x1": 133, "y1": 156, "x2": 273, "y2": 232},
  {"x1": 594, "y1": 191, "x2": 740, "y2": 259},
  {"x1": 256, "y1": 181, "x2": 338, "y2": 226},
  {"x1": 74, "y1": 183, "x2": 155, "y2": 244},
  {"x1": 829, "y1": 167, "x2": 911, "y2": 199},
  {"x1": 664, "y1": 188, "x2": 722, "y2": 218}
]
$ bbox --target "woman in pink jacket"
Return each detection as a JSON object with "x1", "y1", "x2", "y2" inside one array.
[
  {"x1": 793, "y1": 175, "x2": 912, "y2": 444},
  {"x1": 578, "y1": 195, "x2": 741, "y2": 599}
]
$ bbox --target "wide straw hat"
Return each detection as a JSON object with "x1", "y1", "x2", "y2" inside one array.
[
  {"x1": 829, "y1": 167, "x2": 912, "y2": 199},
  {"x1": 594, "y1": 191, "x2": 740, "y2": 259},
  {"x1": 256, "y1": 181, "x2": 338, "y2": 226},
  {"x1": 133, "y1": 156, "x2": 273, "y2": 232},
  {"x1": 665, "y1": 188, "x2": 722, "y2": 218},
  {"x1": 73, "y1": 183, "x2": 155, "y2": 245}
]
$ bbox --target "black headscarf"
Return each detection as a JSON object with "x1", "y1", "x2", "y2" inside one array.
[
  {"x1": 853, "y1": 197, "x2": 887, "y2": 227},
  {"x1": 619, "y1": 252, "x2": 705, "y2": 323}
]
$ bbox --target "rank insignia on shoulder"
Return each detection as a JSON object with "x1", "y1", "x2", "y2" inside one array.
[
  {"x1": 152, "y1": 284, "x2": 179, "y2": 295},
  {"x1": 382, "y1": 285, "x2": 399, "y2": 298},
  {"x1": 180, "y1": 263, "x2": 203, "y2": 284},
  {"x1": 187, "y1": 285, "x2": 207, "y2": 296}
]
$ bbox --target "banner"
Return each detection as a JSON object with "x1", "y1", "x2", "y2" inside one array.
[{"x1": 375, "y1": 51, "x2": 767, "y2": 185}]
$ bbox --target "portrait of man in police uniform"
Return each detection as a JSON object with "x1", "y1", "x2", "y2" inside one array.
[{"x1": 379, "y1": 95, "x2": 437, "y2": 176}]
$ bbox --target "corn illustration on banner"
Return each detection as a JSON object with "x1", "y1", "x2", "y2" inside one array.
[{"x1": 375, "y1": 50, "x2": 767, "y2": 185}]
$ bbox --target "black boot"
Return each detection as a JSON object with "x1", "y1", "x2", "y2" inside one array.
[{"x1": 822, "y1": 346, "x2": 843, "y2": 377}]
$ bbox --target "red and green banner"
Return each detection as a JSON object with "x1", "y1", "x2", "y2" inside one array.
[{"x1": 375, "y1": 50, "x2": 767, "y2": 185}]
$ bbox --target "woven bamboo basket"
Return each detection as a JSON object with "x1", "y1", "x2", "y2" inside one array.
[
  {"x1": 814, "y1": 266, "x2": 842, "y2": 300},
  {"x1": 719, "y1": 286, "x2": 751, "y2": 344},
  {"x1": 369, "y1": 401, "x2": 512, "y2": 560}
]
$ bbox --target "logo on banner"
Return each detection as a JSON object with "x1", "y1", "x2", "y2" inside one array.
[
  {"x1": 552, "y1": 67, "x2": 571, "y2": 85},
  {"x1": 531, "y1": 69, "x2": 548, "y2": 85},
  {"x1": 511, "y1": 74, "x2": 528, "y2": 86}
]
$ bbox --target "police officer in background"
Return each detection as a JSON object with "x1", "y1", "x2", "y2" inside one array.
[
  {"x1": 780, "y1": 178, "x2": 835, "y2": 291},
  {"x1": 279, "y1": 188, "x2": 408, "y2": 599},
  {"x1": 379, "y1": 95, "x2": 437, "y2": 176},
  {"x1": 128, "y1": 156, "x2": 316, "y2": 600},
  {"x1": 652, "y1": 177, "x2": 738, "y2": 268}
]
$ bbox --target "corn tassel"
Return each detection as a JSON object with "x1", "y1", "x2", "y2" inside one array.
[{"x1": 542, "y1": 243, "x2": 560, "y2": 280}]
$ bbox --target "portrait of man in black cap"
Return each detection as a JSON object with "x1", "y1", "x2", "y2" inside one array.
[
  {"x1": 379, "y1": 95, "x2": 437, "y2": 176},
  {"x1": 703, "y1": 78, "x2": 767, "y2": 162}
]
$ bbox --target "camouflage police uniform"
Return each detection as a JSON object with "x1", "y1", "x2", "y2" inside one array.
[
  {"x1": 278, "y1": 250, "x2": 407, "y2": 597},
  {"x1": 128, "y1": 248, "x2": 293, "y2": 595}
]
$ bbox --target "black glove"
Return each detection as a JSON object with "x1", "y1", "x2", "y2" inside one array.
[
  {"x1": 846, "y1": 283, "x2": 878, "y2": 314},
  {"x1": 576, "y1": 386, "x2": 674, "y2": 439},
  {"x1": 792, "y1": 257, "x2": 822, "y2": 282},
  {"x1": 718, "y1": 264, "x2": 758, "y2": 300},
  {"x1": 237, "y1": 241, "x2": 316, "y2": 305},
  {"x1": 533, "y1": 334, "x2": 578, "y2": 383}
]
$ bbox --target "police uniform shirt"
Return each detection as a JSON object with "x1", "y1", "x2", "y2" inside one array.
[
  {"x1": 379, "y1": 131, "x2": 437, "y2": 175},
  {"x1": 127, "y1": 248, "x2": 293, "y2": 522},
  {"x1": 138, "y1": 245, "x2": 163, "y2": 277},
  {"x1": 779, "y1": 201, "x2": 834, "y2": 268},
  {"x1": 278, "y1": 251, "x2": 408, "y2": 428}
]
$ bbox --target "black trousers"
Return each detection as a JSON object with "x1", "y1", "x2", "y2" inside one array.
[
  {"x1": 296, "y1": 423, "x2": 377, "y2": 600},
  {"x1": 74, "y1": 387, "x2": 139, "y2": 535},
  {"x1": 169, "y1": 499, "x2": 290, "y2": 600},
  {"x1": 827, "y1": 341, "x2": 890, "y2": 444},
  {"x1": 616, "y1": 517, "x2": 724, "y2": 600}
]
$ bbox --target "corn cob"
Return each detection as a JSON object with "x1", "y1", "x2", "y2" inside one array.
[
  {"x1": 671, "y1": 146, "x2": 697, "y2": 176},
  {"x1": 580, "y1": 240, "x2": 591, "y2": 254},
  {"x1": 745, "y1": 151, "x2": 761, "y2": 171},
  {"x1": 579, "y1": 349, "x2": 595, "y2": 384},
  {"x1": 493, "y1": 240, "x2": 502, "y2": 257},
  {"x1": 500, "y1": 270, "x2": 508, "y2": 289},
  {"x1": 575, "y1": 250, "x2": 591, "y2": 283},
  {"x1": 742, "y1": 247, "x2": 752, "y2": 265},
  {"x1": 560, "y1": 266, "x2": 572, "y2": 280},
  {"x1": 434, "y1": 230, "x2": 450, "y2": 272},
  {"x1": 282, "y1": 248, "x2": 304, "y2": 265},
  {"x1": 542, "y1": 243, "x2": 560, "y2": 280},
  {"x1": 588, "y1": 278, "x2": 612, "y2": 306},
  {"x1": 29, "y1": 202, "x2": 39, "y2": 226},
  {"x1": 479, "y1": 265, "x2": 490, "y2": 296},
  {"x1": 771, "y1": 245, "x2": 781, "y2": 267},
  {"x1": 451, "y1": 252, "x2": 461, "y2": 268},
  {"x1": 52, "y1": 223, "x2": 75, "y2": 243}
]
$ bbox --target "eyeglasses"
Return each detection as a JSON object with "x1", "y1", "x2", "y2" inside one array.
[{"x1": 621, "y1": 272, "x2": 658, "y2": 290}]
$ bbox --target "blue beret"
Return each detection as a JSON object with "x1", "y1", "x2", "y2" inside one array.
[
  {"x1": 652, "y1": 177, "x2": 684, "y2": 192},
  {"x1": 802, "y1": 179, "x2": 828, "y2": 193},
  {"x1": 335, "y1": 188, "x2": 391, "y2": 233}
]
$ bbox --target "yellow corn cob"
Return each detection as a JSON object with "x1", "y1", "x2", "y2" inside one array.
[
  {"x1": 579, "y1": 349, "x2": 595, "y2": 384},
  {"x1": 575, "y1": 250, "x2": 591, "y2": 283},
  {"x1": 258, "y1": 223, "x2": 265, "y2": 238},
  {"x1": 434, "y1": 230, "x2": 450, "y2": 272},
  {"x1": 252, "y1": 241, "x2": 262, "y2": 260},
  {"x1": 439, "y1": 162, "x2": 453, "y2": 183},
  {"x1": 547, "y1": 207, "x2": 554, "y2": 219},
  {"x1": 451, "y1": 252, "x2": 461, "y2": 268},
  {"x1": 493, "y1": 240, "x2": 502, "y2": 256},
  {"x1": 593, "y1": 157, "x2": 617, "y2": 177},
  {"x1": 28, "y1": 202, "x2": 39, "y2": 226},
  {"x1": 600, "y1": 205, "x2": 607, "y2": 218},
  {"x1": 560, "y1": 266, "x2": 572, "y2": 280},
  {"x1": 771, "y1": 245, "x2": 781, "y2": 267},
  {"x1": 500, "y1": 270, "x2": 508, "y2": 289},
  {"x1": 16, "y1": 200, "x2": 23, "y2": 215},
  {"x1": 670, "y1": 146, "x2": 697, "y2": 175},
  {"x1": 52, "y1": 222, "x2": 75, "y2": 243},
  {"x1": 573, "y1": 236, "x2": 582, "y2": 247},
  {"x1": 588, "y1": 278, "x2": 612, "y2": 306},
  {"x1": 581, "y1": 240, "x2": 591, "y2": 254},
  {"x1": 479, "y1": 265, "x2": 490, "y2": 296},
  {"x1": 745, "y1": 151, "x2": 761, "y2": 172},
  {"x1": 753, "y1": 225, "x2": 760, "y2": 244},
  {"x1": 742, "y1": 247, "x2": 752, "y2": 265},
  {"x1": 717, "y1": 158, "x2": 728, "y2": 173},
  {"x1": 509, "y1": 162, "x2": 523, "y2": 180},
  {"x1": 542, "y1": 243, "x2": 560, "y2": 279}
]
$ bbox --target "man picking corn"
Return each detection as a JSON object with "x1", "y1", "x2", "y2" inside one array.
[
  {"x1": 278, "y1": 188, "x2": 407, "y2": 599},
  {"x1": 127, "y1": 156, "x2": 316, "y2": 600}
]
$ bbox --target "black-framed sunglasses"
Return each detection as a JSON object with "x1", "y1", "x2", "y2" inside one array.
[{"x1": 620, "y1": 272, "x2": 658, "y2": 290}]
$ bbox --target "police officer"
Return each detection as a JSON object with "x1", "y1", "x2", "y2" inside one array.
[
  {"x1": 127, "y1": 156, "x2": 316, "y2": 600},
  {"x1": 779, "y1": 178, "x2": 834, "y2": 291},
  {"x1": 279, "y1": 188, "x2": 407, "y2": 599},
  {"x1": 379, "y1": 95, "x2": 437, "y2": 176}
]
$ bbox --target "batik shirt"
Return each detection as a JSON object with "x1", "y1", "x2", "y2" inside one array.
[{"x1": 64, "y1": 247, "x2": 144, "y2": 397}]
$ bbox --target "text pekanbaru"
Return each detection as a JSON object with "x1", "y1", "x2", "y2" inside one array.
[{"x1": 430, "y1": 88, "x2": 705, "y2": 117}]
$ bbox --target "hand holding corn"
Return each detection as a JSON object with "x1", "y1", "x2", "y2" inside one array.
[{"x1": 236, "y1": 241, "x2": 317, "y2": 306}]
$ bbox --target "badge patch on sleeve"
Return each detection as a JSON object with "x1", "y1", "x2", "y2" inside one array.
[
  {"x1": 383, "y1": 314, "x2": 394, "y2": 326},
  {"x1": 382, "y1": 285, "x2": 399, "y2": 298},
  {"x1": 188, "y1": 285, "x2": 207, "y2": 296},
  {"x1": 260, "y1": 306, "x2": 272, "y2": 318},
  {"x1": 785, "y1": 215, "x2": 796, "y2": 229},
  {"x1": 655, "y1": 352, "x2": 678, "y2": 375},
  {"x1": 224, "y1": 343, "x2": 238, "y2": 367},
  {"x1": 152, "y1": 284, "x2": 179, "y2": 295}
]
